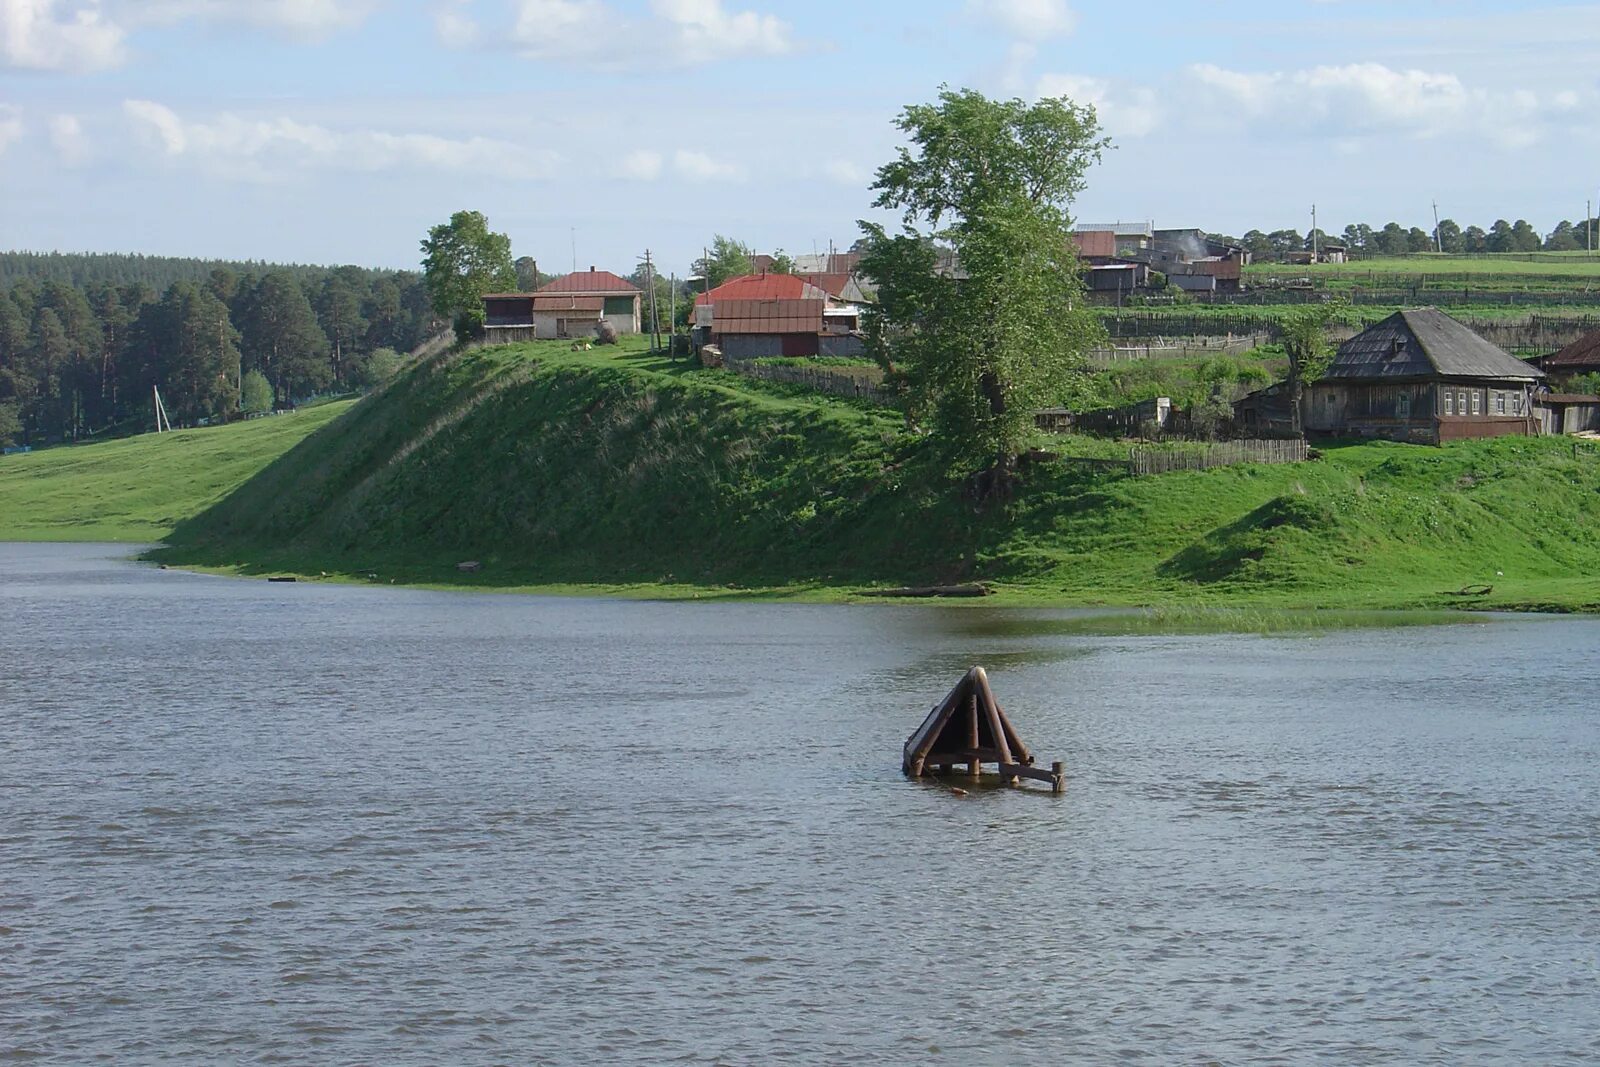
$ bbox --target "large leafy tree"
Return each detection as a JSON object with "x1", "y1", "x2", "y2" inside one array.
[
  {"x1": 692, "y1": 236, "x2": 754, "y2": 289},
  {"x1": 859, "y1": 87, "x2": 1108, "y2": 489},
  {"x1": 420, "y1": 210, "x2": 515, "y2": 341}
]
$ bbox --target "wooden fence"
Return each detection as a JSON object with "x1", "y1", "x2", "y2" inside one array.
[
  {"x1": 1129, "y1": 437, "x2": 1309, "y2": 475},
  {"x1": 731, "y1": 360, "x2": 895, "y2": 403}
]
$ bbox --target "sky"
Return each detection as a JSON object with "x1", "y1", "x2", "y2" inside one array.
[{"x1": 2, "y1": 0, "x2": 1599, "y2": 276}]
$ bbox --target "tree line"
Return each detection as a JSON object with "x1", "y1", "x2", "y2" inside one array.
[
  {"x1": 0, "y1": 262, "x2": 440, "y2": 447},
  {"x1": 1218, "y1": 218, "x2": 1600, "y2": 257}
]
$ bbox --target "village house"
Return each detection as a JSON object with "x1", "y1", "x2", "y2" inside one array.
[
  {"x1": 1239, "y1": 308, "x2": 1545, "y2": 444},
  {"x1": 695, "y1": 273, "x2": 860, "y2": 359},
  {"x1": 1539, "y1": 328, "x2": 1600, "y2": 386},
  {"x1": 480, "y1": 268, "x2": 642, "y2": 342}
]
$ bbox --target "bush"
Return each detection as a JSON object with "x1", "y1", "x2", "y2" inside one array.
[
  {"x1": 352, "y1": 348, "x2": 402, "y2": 389},
  {"x1": 0, "y1": 400, "x2": 19, "y2": 447},
  {"x1": 595, "y1": 320, "x2": 619, "y2": 346}
]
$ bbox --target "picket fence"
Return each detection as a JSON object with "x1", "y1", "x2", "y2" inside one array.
[{"x1": 1129, "y1": 438, "x2": 1309, "y2": 476}]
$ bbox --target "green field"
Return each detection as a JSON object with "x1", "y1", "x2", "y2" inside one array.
[
  {"x1": 1245, "y1": 253, "x2": 1600, "y2": 281},
  {"x1": 109, "y1": 337, "x2": 1600, "y2": 615},
  {"x1": 0, "y1": 402, "x2": 356, "y2": 541}
]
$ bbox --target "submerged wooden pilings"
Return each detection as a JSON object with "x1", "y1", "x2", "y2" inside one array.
[{"x1": 902, "y1": 666, "x2": 1065, "y2": 793}]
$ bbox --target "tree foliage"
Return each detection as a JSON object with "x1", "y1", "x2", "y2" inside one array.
[
  {"x1": 420, "y1": 210, "x2": 516, "y2": 339},
  {"x1": 860, "y1": 87, "x2": 1109, "y2": 481},
  {"x1": 1281, "y1": 302, "x2": 1341, "y2": 436},
  {"x1": 692, "y1": 236, "x2": 755, "y2": 289}
]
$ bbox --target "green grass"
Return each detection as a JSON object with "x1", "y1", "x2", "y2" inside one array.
[
  {"x1": 0, "y1": 402, "x2": 356, "y2": 541},
  {"x1": 121, "y1": 336, "x2": 1600, "y2": 614}
]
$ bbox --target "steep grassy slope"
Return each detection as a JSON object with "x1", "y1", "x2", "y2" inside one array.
[
  {"x1": 150, "y1": 339, "x2": 1600, "y2": 611},
  {"x1": 0, "y1": 401, "x2": 356, "y2": 541}
]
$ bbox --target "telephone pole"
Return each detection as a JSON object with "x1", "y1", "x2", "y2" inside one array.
[
  {"x1": 1311, "y1": 204, "x2": 1318, "y2": 260},
  {"x1": 642, "y1": 249, "x2": 661, "y2": 352},
  {"x1": 669, "y1": 273, "x2": 677, "y2": 360},
  {"x1": 1432, "y1": 199, "x2": 1442, "y2": 253}
]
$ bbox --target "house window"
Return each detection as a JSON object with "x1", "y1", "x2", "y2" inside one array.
[
  {"x1": 1444, "y1": 391, "x2": 1454, "y2": 415},
  {"x1": 1495, "y1": 392, "x2": 1506, "y2": 415},
  {"x1": 1511, "y1": 393, "x2": 1523, "y2": 415},
  {"x1": 1471, "y1": 391, "x2": 1481, "y2": 416},
  {"x1": 1458, "y1": 390, "x2": 1468, "y2": 415},
  {"x1": 1397, "y1": 392, "x2": 1411, "y2": 418}
]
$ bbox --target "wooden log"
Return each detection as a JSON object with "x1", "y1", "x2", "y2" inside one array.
[
  {"x1": 966, "y1": 691, "x2": 980, "y2": 776},
  {"x1": 973, "y1": 668, "x2": 1031, "y2": 766},
  {"x1": 974, "y1": 668, "x2": 1016, "y2": 783},
  {"x1": 1000, "y1": 762, "x2": 1068, "y2": 791}
]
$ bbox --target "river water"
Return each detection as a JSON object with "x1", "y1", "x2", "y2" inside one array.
[{"x1": 2, "y1": 542, "x2": 1598, "y2": 1064}]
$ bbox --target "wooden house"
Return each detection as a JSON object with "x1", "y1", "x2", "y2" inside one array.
[{"x1": 1302, "y1": 309, "x2": 1543, "y2": 444}]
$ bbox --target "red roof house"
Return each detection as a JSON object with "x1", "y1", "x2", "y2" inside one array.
[{"x1": 533, "y1": 268, "x2": 642, "y2": 333}]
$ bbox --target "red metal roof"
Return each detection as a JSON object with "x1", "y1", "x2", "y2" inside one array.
[
  {"x1": 1545, "y1": 329, "x2": 1600, "y2": 369},
  {"x1": 696, "y1": 273, "x2": 829, "y2": 306},
  {"x1": 536, "y1": 270, "x2": 640, "y2": 295},
  {"x1": 710, "y1": 298, "x2": 825, "y2": 335},
  {"x1": 796, "y1": 272, "x2": 852, "y2": 299},
  {"x1": 1535, "y1": 393, "x2": 1600, "y2": 404}
]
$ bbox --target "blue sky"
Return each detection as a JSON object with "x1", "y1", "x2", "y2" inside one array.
[{"x1": 2, "y1": 0, "x2": 1598, "y2": 275}]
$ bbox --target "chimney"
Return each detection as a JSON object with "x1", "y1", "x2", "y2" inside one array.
[{"x1": 589, "y1": 265, "x2": 596, "y2": 273}]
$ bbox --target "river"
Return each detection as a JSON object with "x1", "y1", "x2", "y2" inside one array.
[{"x1": 2, "y1": 542, "x2": 1598, "y2": 1064}]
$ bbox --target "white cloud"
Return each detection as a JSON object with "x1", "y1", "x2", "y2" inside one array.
[
  {"x1": 124, "y1": 0, "x2": 377, "y2": 39},
  {"x1": 0, "y1": 103, "x2": 23, "y2": 154},
  {"x1": 672, "y1": 148, "x2": 742, "y2": 182},
  {"x1": 1187, "y1": 61, "x2": 1570, "y2": 149},
  {"x1": 970, "y1": 0, "x2": 1075, "y2": 39},
  {"x1": 1036, "y1": 72, "x2": 1160, "y2": 137},
  {"x1": 0, "y1": 0, "x2": 125, "y2": 72},
  {"x1": 446, "y1": 0, "x2": 795, "y2": 67},
  {"x1": 48, "y1": 111, "x2": 91, "y2": 164},
  {"x1": 433, "y1": 0, "x2": 476, "y2": 46},
  {"x1": 822, "y1": 159, "x2": 865, "y2": 185},
  {"x1": 617, "y1": 148, "x2": 663, "y2": 180},
  {"x1": 650, "y1": 0, "x2": 792, "y2": 64},
  {"x1": 122, "y1": 98, "x2": 560, "y2": 180}
]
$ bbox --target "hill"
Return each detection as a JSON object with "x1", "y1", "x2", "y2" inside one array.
[
  {"x1": 0, "y1": 401, "x2": 356, "y2": 541},
  {"x1": 124, "y1": 338, "x2": 1600, "y2": 613}
]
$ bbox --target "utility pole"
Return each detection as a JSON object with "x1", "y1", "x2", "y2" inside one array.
[
  {"x1": 1589, "y1": 199, "x2": 1593, "y2": 258},
  {"x1": 643, "y1": 249, "x2": 661, "y2": 352},
  {"x1": 1311, "y1": 204, "x2": 1318, "y2": 260},
  {"x1": 1432, "y1": 199, "x2": 1442, "y2": 253},
  {"x1": 669, "y1": 272, "x2": 677, "y2": 361}
]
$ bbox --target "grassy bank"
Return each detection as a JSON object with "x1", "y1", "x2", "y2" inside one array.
[
  {"x1": 123, "y1": 337, "x2": 1600, "y2": 614},
  {"x1": 0, "y1": 402, "x2": 356, "y2": 541}
]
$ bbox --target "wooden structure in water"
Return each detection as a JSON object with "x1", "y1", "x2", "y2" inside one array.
[{"x1": 902, "y1": 667, "x2": 1064, "y2": 793}]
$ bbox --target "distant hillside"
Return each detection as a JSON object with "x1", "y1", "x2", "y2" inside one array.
[
  {"x1": 0, "y1": 250, "x2": 413, "y2": 290},
  {"x1": 142, "y1": 338, "x2": 1600, "y2": 613}
]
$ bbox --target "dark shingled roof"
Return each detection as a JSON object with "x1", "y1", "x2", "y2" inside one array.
[
  {"x1": 1324, "y1": 308, "x2": 1543, "y2": 382},
  {"x1": 1544, "y1": 328, "x2": 1600, "y2": 370}
]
